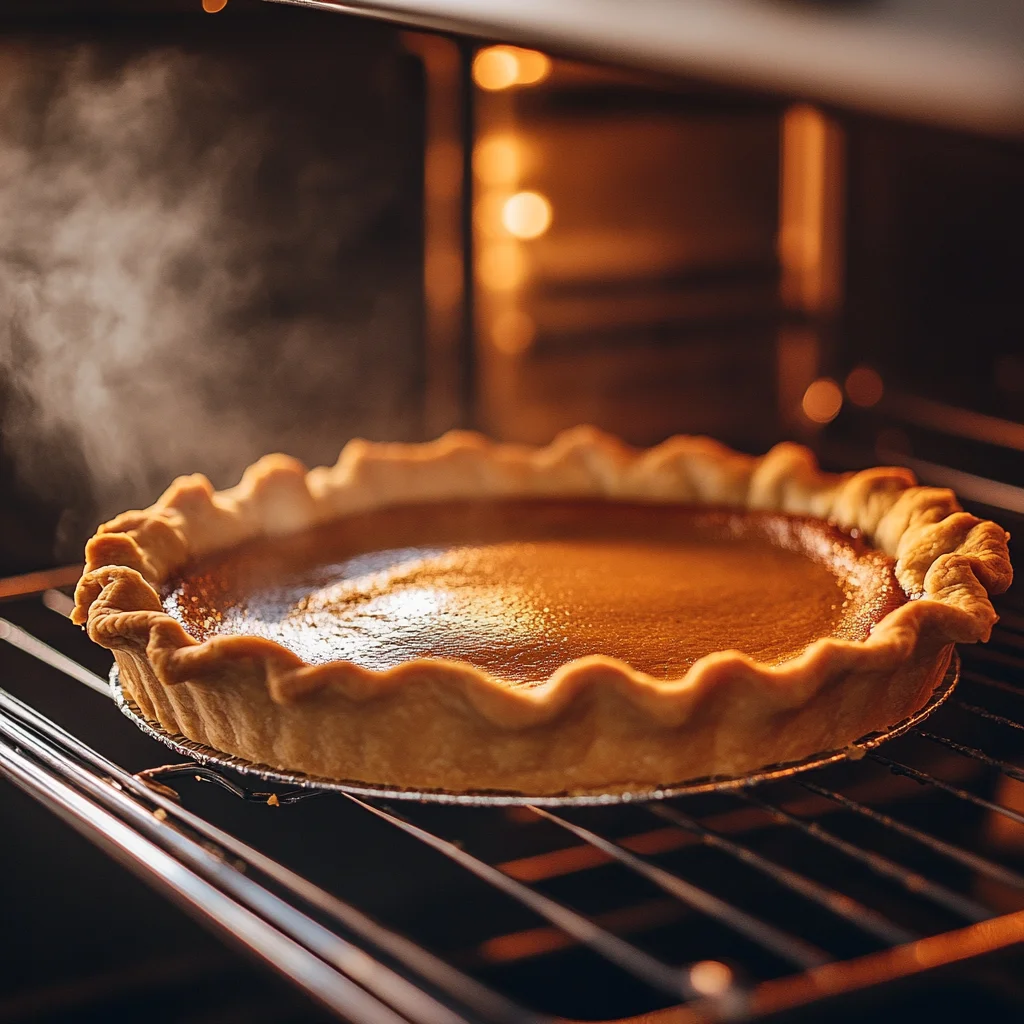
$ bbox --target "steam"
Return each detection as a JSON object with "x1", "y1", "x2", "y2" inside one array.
[{"x1": 0, "y1": 37, "x2": 419, "y2": 556}]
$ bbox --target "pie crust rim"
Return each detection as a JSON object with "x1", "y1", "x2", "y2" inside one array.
[{"x1": 72, "y1": 427, "x2": 1013, "y2": 795}]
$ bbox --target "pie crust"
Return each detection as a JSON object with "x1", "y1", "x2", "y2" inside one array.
[{"x1": 73, "y1": 428, "x2": 1012, "y2": 795}]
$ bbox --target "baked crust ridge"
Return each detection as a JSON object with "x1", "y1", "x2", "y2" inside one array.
[{"x1": 72, "y1": 427, "x2": 1012, "y2": 794}]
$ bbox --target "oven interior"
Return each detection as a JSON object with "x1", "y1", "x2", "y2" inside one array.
[{"x1": 0, "y1": 2, "x2": 1022, "y2": 1022}]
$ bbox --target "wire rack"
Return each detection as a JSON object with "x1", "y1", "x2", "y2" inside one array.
[{"x1": 1, "y1": 536, "x2": 1022, "y2": 1022}]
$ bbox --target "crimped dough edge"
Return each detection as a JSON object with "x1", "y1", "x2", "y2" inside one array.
[{"x1": 72, "y1": 427, "x2": 1012, "y2": 793}]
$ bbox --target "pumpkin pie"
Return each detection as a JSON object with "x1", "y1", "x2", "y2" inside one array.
[{"x1": 72, "y1": 428, "x2": 1012, "y2": 795}]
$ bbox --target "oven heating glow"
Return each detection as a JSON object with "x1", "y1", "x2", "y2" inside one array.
[
  {"x1": 473, "y1": 47, "x2": 551, "y2": 91},
  {"x1": 802, "y1": 377, "x2": 843, "y2": 424},
  {"x1": 478, "y1": 241, "x2": 528, "y2": 291},
  {"x1": 501, "y1": 191, "x2": 552, "y2": 239},
  {"x1": 474, "y1": 134, "x2": 521, "y2": 186},
  {"x1": 471, "y1": 48, "x2": 553, "y2": 362},
  {"x1": 688, "y1": 960, "x2": 734, "y2": 997},
  {"x1": 490, "y1": 309, "x2": 536, "y2": 355}
]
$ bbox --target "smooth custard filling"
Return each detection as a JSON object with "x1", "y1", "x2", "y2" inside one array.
[{"x1": 163, "y1": 500, "x2": 906, "y2": 685}]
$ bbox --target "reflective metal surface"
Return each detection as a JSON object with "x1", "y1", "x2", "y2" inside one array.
[{"x1": 269, "y1": 0, "x2": 1024, "y2": 135}]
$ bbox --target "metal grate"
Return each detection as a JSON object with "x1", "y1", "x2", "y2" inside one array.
[{"x1": 1, "y1": 539, "x2": 1022, "y2": 1021}]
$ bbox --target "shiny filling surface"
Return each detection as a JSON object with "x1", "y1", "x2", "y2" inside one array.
[{"x1": 164, "y1": 501, "x2": 905, "y2": 684}]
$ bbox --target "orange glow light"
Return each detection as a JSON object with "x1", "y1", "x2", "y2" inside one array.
[
  {"x1": 802, "y1": 378, "x2": 843, "y2": 424},
  {"x1": 474, "y1": 193, "x2": 511, "y2": 238},
  {"x1": 491, "y1": 309, "x2": 536, "y2": 355},
  {"x1": 473, "y1": 46, "x2": 551, "y2": 91},
  {"x1": 845, "y1": 365, "x2": 884, "y2": 407},
  {"x1": 690, "y1": 961, "x2": 734, "y2": 997},
  {"x1": 478, "y1": 242, "x2": 527, "y2": 291},
  {"x1": 473, "y1": 48, "x2": 519, "y2": 90},
  {"x1": 502, "y1": 191, "x2": 552, "y2": 239},
  {"x1": 202, "y1": 0, "x2": 228, "y2": 11},
  {"x1": 514, "y1": 49, "x2": 551, "y2": 85},
  {"x1": 474, "y1": 134, "x2": 521, "y2": 186}
]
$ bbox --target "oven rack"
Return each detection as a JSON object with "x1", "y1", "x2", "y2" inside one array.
[{"x1": 1, "y1": 575, "x2": 1023, "y2": 1021}]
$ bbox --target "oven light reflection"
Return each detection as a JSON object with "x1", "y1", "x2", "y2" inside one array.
[
  {"x1": 473, "y1": 47, "x2": 551, "y2": 91},
  {"x1": 474, "y1": 134, "x2": 522, "y2": 186},
  {"x1": 474, "y1": 193, "x2": 512, "y2": 238},
  {"x1": 689, "y1": 960, "x2": 734, "y2": 997},
  {"x1": 511, "y1": 50, "x2": 551, "y2": 86},
  {"x1": 478, "y1": 241, "x2": 528, "y2": 290},
  {"x1": 491, "y1": 309, "x2": 536, "y2": 355},
  {"x1": 502, "y1": 191, "x2": 552, "y2": 239},
  {"x1": 473, "y1": 48, "x2": 518, "y2": 91},
  {"x1": 845, "y1": 365, "x2": 884, "y2": 407},
  {"x1": 802, "y1": 377, "x2": 843, "y2": 424}
]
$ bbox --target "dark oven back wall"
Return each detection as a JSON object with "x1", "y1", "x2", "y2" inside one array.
[
  {"x1": 0, "y1": 3, "x2": 425, "y2": 576},
  {"x1": 841, "y1": 117, "x2": 1024, "y2": 417},
  {"x1": 822, "y1": 115, "x2": 1024, "y2": 486}
]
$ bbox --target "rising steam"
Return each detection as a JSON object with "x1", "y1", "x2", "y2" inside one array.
[{"x1": 0, "y1": 31, "x2": 419, "y2": 557}]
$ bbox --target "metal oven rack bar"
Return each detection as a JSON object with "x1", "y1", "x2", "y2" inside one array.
[
  {"x1": 0, "y1": 627, "x2": 537, "y2": 1024},
  {"x1": 2, "y1": 556, "x2": 1023, "y2": 1022}
]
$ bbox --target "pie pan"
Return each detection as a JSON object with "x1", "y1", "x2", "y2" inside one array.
[{"x1": 76, "y1": 428, "x2": 1011, "y2": 796}]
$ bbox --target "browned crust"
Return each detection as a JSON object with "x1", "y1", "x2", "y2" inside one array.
[{"x1": 72, "y1": 427, "x2": 1012, "y2": 794}]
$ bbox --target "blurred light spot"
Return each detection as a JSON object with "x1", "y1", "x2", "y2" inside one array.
[
  {"x1": 778, "y1": 104, "x2": 841, "y2": 313},
  {"x1": 474, "y1": 193, "x2": 511, "y2": 238},
  {"x1": 689, "y1": 960, "x2": 733, "y2": 997},
  {"x1": 502, "y1": 191, "x2": 552, "y2": 239},
  {"x1": 802, "y1": 377, "x2": 843, "y2": 424},
  {"x1": 202, "y1": 0, "x2": 228, "y2": 11},
  {"x1": 474, "y1": 135, "x2": 521, "y2": 186},
  {"x1": 515, "y1": 49, "x2": 551, "y2": 85},
  {"x1": 478, "y1": 242, "x2": 527, "y2": 291},
  {"x1": 473, "y1": 47, "x2": 550, "y2": 91},
  {"x1": 473, "y1": 48, "x2": 520, "y2": 90},
  {"x1": 491, "y1": 309, "x2": 536, "y2": 355},
  {"x1": 845, "y1": 365, "x2": 884, "y2": 407}
]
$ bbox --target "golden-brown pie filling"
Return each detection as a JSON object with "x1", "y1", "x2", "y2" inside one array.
[{"x1": 163, "y1": 500, "x2": 906, "y2": 685}]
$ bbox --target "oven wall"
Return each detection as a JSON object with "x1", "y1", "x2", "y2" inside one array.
[
  {"x1": 794, "y1": 114, "x2": 1024, "y2": 491},
  {"x1": 462, "y1": 49, "x2": 1024, "y2": 482},
  {"x1": 469, "y1": 59, "x2": 785, "y2": 451}
]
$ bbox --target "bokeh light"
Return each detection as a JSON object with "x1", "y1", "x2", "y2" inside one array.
[
  {"x1": 202, "y1": 0, "x2": 228, "y2": 11},
  {"x1": 501, "y1": 191, "x2": 552, "y2": 239},
  {"x1": 802, "y1": 377, "x2": 843, "y2": 424},
  {"x1": 514, "y1": 49, "x2": 551, "y2": 85},
  {"x1": 689, "y1": 960, "x2": 733, "y2": 997},
  {"x1": 473, "y1": 47, "x2": 551, "y2": 91},
  {"x1": 474, "y1": 193, "x2": 511, "y2": 238},
  {"x1": 845, "y1": 365, "x2": 884, "y2": 407},
  {"x1": 478, "y1": 242, "x2": 528, "y2": 290},
  {"x1": 474, "y1": 135, "x2": 521, "y2": 186},
  {"x1": 491, "y1": 309, "x2": 536, "y2": 355},
  {"x1": 473, "y1": 48, "x2": 518, "y2": 91}
]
